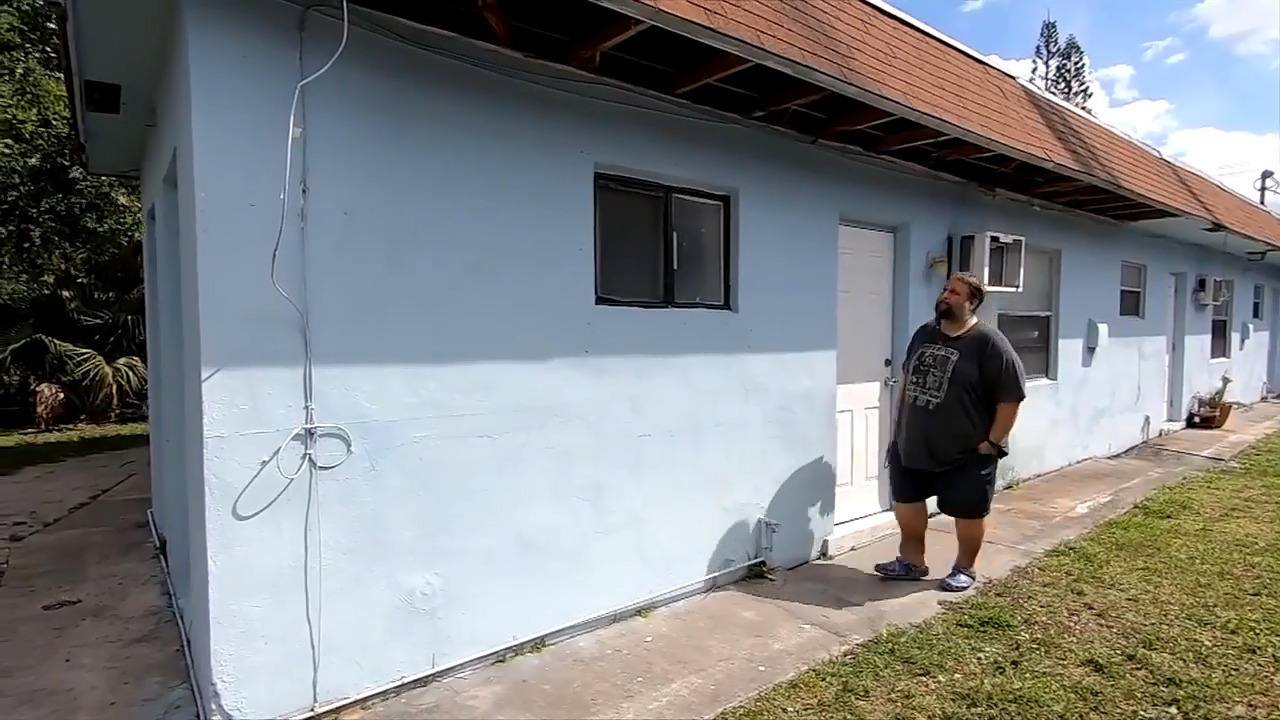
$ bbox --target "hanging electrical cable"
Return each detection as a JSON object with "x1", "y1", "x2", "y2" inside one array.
[
  {"x1": 265, "y1": 0, "x2": 352, "y2": 713},
  {"x1": 269, "y1": 0, "x2": 353, "y2": 483}
]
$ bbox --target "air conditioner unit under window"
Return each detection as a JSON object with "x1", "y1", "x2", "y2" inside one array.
[
  {"x1": 1194, "y1": 276, "x2": 1229, "y2": 305},
  {"x1": 951, "y1": 232, "x2": 1026, "y2": 292}
]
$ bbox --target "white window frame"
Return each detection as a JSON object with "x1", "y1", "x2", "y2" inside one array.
[
  {"x1": 1252, "y1": 283, "x2": 1264, "y2": 321},
  {"x1": 1119, "y1": 261, "x2": 1146, "y2": 318},
  {"x1": 996, "y1": 246, "x2": 1058, "y2": 380},
  {"x1": 1210, "y1": 279, "x2": 1234, "y2": 360}
]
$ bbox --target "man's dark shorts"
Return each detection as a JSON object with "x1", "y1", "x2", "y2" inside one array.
[{"x1": 888, "y1": 445, "x2": 998, "y2": 520}]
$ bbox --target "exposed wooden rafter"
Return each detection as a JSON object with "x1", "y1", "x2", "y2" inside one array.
[
  {"x1": 1075, "y1": 199, "x2": 1150, "y2": 212},
  {"x1": 568, "y1": 16, "x2": 649, "y2": 69},
  {"x1": 671, "y1": 54, "x2": 753, "y2": 94},
  {"x1": 1029, "y1": 179, "x2": 1090, "y2": 194},
  {"x1": 873, "y1": 127, "x2": 948, "y2": 153},
  {"x1": 1108, "y1": 206, "x2": 1175, "y2": 221},
  {"x1": 749, "y1": 84, "x2": 829, "y2": 117},
  {"x1": 361, "y1": 0, "x2": 1183, "y2": 228},
  {"x1": 935, "y1": 144, "x2": 998, "y2": 162},
  {"x1": 1045, "y1": 190, "x2": 1115, "y2": 203},
  {"x1": 817, "y1": 106, "x2": 893, "y2": 140},
  {"x1": 477, "y1": 0, "x2": 513, "y2": 47}
]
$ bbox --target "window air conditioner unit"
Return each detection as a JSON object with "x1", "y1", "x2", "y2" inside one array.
[
  {"x1": 1193, "y1": 276, "x2": 1228, "y2": 306},
  {"x1": 951, "y1": 232, "x2": 1025, "y2": 292}
]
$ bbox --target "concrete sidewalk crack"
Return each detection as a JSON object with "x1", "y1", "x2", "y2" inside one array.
[
  {"x1": 0, "y1": 470, "x2": 137, "y2": 588},
  {"x1": 769, "y1": 602, "x2": 863, "y2": 642},
  {"x1": 980, "y1": 538, "x2": 1035, "y2": 553},
  {"x1": 1146, "y1": 445, "x2": 1234, "y2": 462}
]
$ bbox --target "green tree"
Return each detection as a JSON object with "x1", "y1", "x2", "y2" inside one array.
[
  {"x1": 0, "y1": 0, "x2": 141, "y2": 305},
  {"x1": 1032, "y1": 15, "x2": 1095, "y2": 115},
  {"x1": 0, "y1": 241, "x2": 147, "y2": 420},
  {"x1": 0, "y1": 0, "x2": 146, "y2": 422},
  {"x1": 1031, "y1": 16, "x2": 1060, "y2": 93},
  {"x1": 1052, "y1": 34, "x2": 1094, "y2": 113}
]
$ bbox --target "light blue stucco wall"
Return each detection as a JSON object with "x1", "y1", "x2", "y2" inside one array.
[
  {"x1": 146, "y1": 0, "x2": 1280, "y2": 716},
  {"x1": 956, "y1": 199, "x2": 1280, "y2": 481},
  {"x1": 137, "y1": 1, "x2": 212, "y2": 710}
]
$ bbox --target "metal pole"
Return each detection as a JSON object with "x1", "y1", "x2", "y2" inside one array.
[{"x1": 1258, "y1": 170, "x2": 1275, "y2": 206}]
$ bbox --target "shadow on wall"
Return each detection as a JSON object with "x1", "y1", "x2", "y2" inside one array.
[
  {"x1": 703, "y1": 457, "x2": 934, "y2": 611},
  {"x1": 705, "y1": 457, "x2": 835, "y2": 578}
]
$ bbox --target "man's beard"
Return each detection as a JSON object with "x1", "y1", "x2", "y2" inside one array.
[{"x1": 935, "y1": 301, "x2": 957, "y2": 320}]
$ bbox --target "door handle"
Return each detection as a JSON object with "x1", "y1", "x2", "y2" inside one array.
[{"x1": 883, "y1": 377, "x2": 900, "y2": 387}]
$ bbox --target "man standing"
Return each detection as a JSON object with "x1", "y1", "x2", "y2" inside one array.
[{"x1": 874, "y1": 271, "x2": 1026, "y2": 592}]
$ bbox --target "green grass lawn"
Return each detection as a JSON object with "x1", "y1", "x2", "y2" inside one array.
[
  {"x1": 723, "y1": 435, "x2": 1280, "y2": 720},
  {"x1": 0, "y1": 422, "x2": 149, "y2": 475}
]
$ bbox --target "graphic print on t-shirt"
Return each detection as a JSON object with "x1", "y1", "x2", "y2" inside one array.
[{"x1": 904, "y1": 343, "x2": 960, "y2": 409}]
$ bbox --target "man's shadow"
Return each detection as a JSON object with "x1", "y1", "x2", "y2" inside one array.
[{"x1": 706, "y1": 457, "x2": 932, "y2": 611}]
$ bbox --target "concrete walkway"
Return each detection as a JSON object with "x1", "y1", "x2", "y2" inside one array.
[
  {"x1": 0, "y1": 447, "x2": 194, "y2": 720},
  {"x1": 340, "y1": 401, "x2": 1280, "y2": 720}
]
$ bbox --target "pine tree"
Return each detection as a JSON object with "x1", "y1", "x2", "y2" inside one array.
[
  {"x1": 1053, "y1": 35, "x2": 1094, "y2": 113},
  {"x1": 1031, "y1": 16, "x2": 1060, "y2": 92}
]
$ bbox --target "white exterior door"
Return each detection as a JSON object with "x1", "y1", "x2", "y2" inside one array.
[
  {"x1": 1166, "y1": 273, "x2": 1188, "y2": 421},
  {"x1": 1164, "y1": 277, "x2": 1175, "y2": 414},
  {"x1": 835, "y1": 225, "x2": 895, "y2": 525},
  {"x1": 1268, "y1": 287, "x2": 1280, "y2": 394}
]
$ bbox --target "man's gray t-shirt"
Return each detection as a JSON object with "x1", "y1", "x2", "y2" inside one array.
[{"x1": 896, "y1": 321, "x2": 1027, "y2": 472}]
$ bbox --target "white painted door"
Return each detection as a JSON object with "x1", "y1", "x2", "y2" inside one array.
[
  {"x1": 1268, "y1": 287, "x2": 1280, "y2": 394},
  {"x1": 1166, "y1": 273, "x2": 1188, "y2": 421},
  {"x1": 835, "y1": 225, "x2": 895, "y2": 525},
  {"x1": 1164, "y1": 277, "x2": 1175, "y2": 414}
]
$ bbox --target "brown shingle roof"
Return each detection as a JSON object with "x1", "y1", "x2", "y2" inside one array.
[{"x1": 631, "y1": 0, "x2": 1280, "y2": 247}]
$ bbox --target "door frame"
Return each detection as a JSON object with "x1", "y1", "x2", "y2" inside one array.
[
  {"x1": 1166, "y1": 272, "x2": 1188, "y2": 421},
  {"x1": 1267, "y1": 285, "x2": 1280, "y2": 394},
  {"x1": 832, "y1": 221, "x2": 906, "y2": 534}
]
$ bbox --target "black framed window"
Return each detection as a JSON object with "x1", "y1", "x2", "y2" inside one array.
[
  {"x1": 998, "y1": 313, "x2": 1051, "y2": 379},
  {"x1": 594, "y1": 174, "x2": 730, "y2": 309},
  {"x1": 995, "y1": 246, "x2": 1056, "y2": 379}
]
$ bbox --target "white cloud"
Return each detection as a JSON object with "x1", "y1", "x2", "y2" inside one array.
[
  {"x1": 959, "y1": 0, "x2": 990, "y2": 11},
  {"x1": 985, "y1": 55, "x2": 1034, "y2": 78},
  {"x1": 1164, "y1": 51, "x2": 1189, "y2": 64},
  {"x1": 1184, "y1": 0, "x2": 1280, "y2": 61},
  {"x1": 1164, "y1": 128, "x2": 1280, "y2": 201},
  {"x1": 1093, "y1": 64, "x2": 1139, "y2": 101},
  {"x1": 1142, "y1": 37, "x2": 1180, "y2": 61},
  {"x1": 984, "y1": 53, "x2": 1280, "y2": 206},
  {"x1": 1099, "y1": 99, "x2": 1181, "y2": 140}
]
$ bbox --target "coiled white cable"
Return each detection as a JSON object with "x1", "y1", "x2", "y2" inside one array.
[{"x1": 269, "y1": 0, "x2": 354, "y2": 479}]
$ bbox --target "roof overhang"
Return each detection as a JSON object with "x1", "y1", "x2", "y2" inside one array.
[
  {"x1": 47, "y1": 0, "x2": 169, "y2": 178},
  {"x1": 52, "y1": 0, "x2": 1280, "y2": 266},
  {"x1": 339, "y1": 0, "x2": 1280, "y2": 261}
]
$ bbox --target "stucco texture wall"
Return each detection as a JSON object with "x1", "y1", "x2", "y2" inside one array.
[
  {"x1": 137, "y1": 1, "x2": 211, "y2": 708},
  {"x1": 951, "y1": 200, "x2": 1280, "y2": 484},
  {"x1": 168, "y1": 0, "x2": 1280, "y2": 716},
  {"x1": 179, "y1": 0, "x2": 948, "y2": 716}
]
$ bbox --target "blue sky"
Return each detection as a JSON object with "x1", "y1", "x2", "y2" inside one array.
[{"x1": 883, "y1": 0, "x2": 1280, "y2": 204}]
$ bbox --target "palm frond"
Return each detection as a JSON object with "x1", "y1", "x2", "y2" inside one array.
[
  {"x1": 67, "y1": 350, "x2": 147, "y2": 415},
  {"x1": 0, "y1": 331, "x2": 100, "y2": 402},
  {"x1": 0, "y1": 318, "x2": 35, "y2": 354}
]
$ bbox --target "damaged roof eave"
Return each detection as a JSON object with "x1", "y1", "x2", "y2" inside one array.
[
  {"x1": 588, "y1": 0, "x2": 1279, "y2": 251},
  {"x1": 44, "y1": 0, "x2": 87, "y2": 162},
  {"x1": 45, "y1": 0, "x2": 168, "y2": 178}
]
